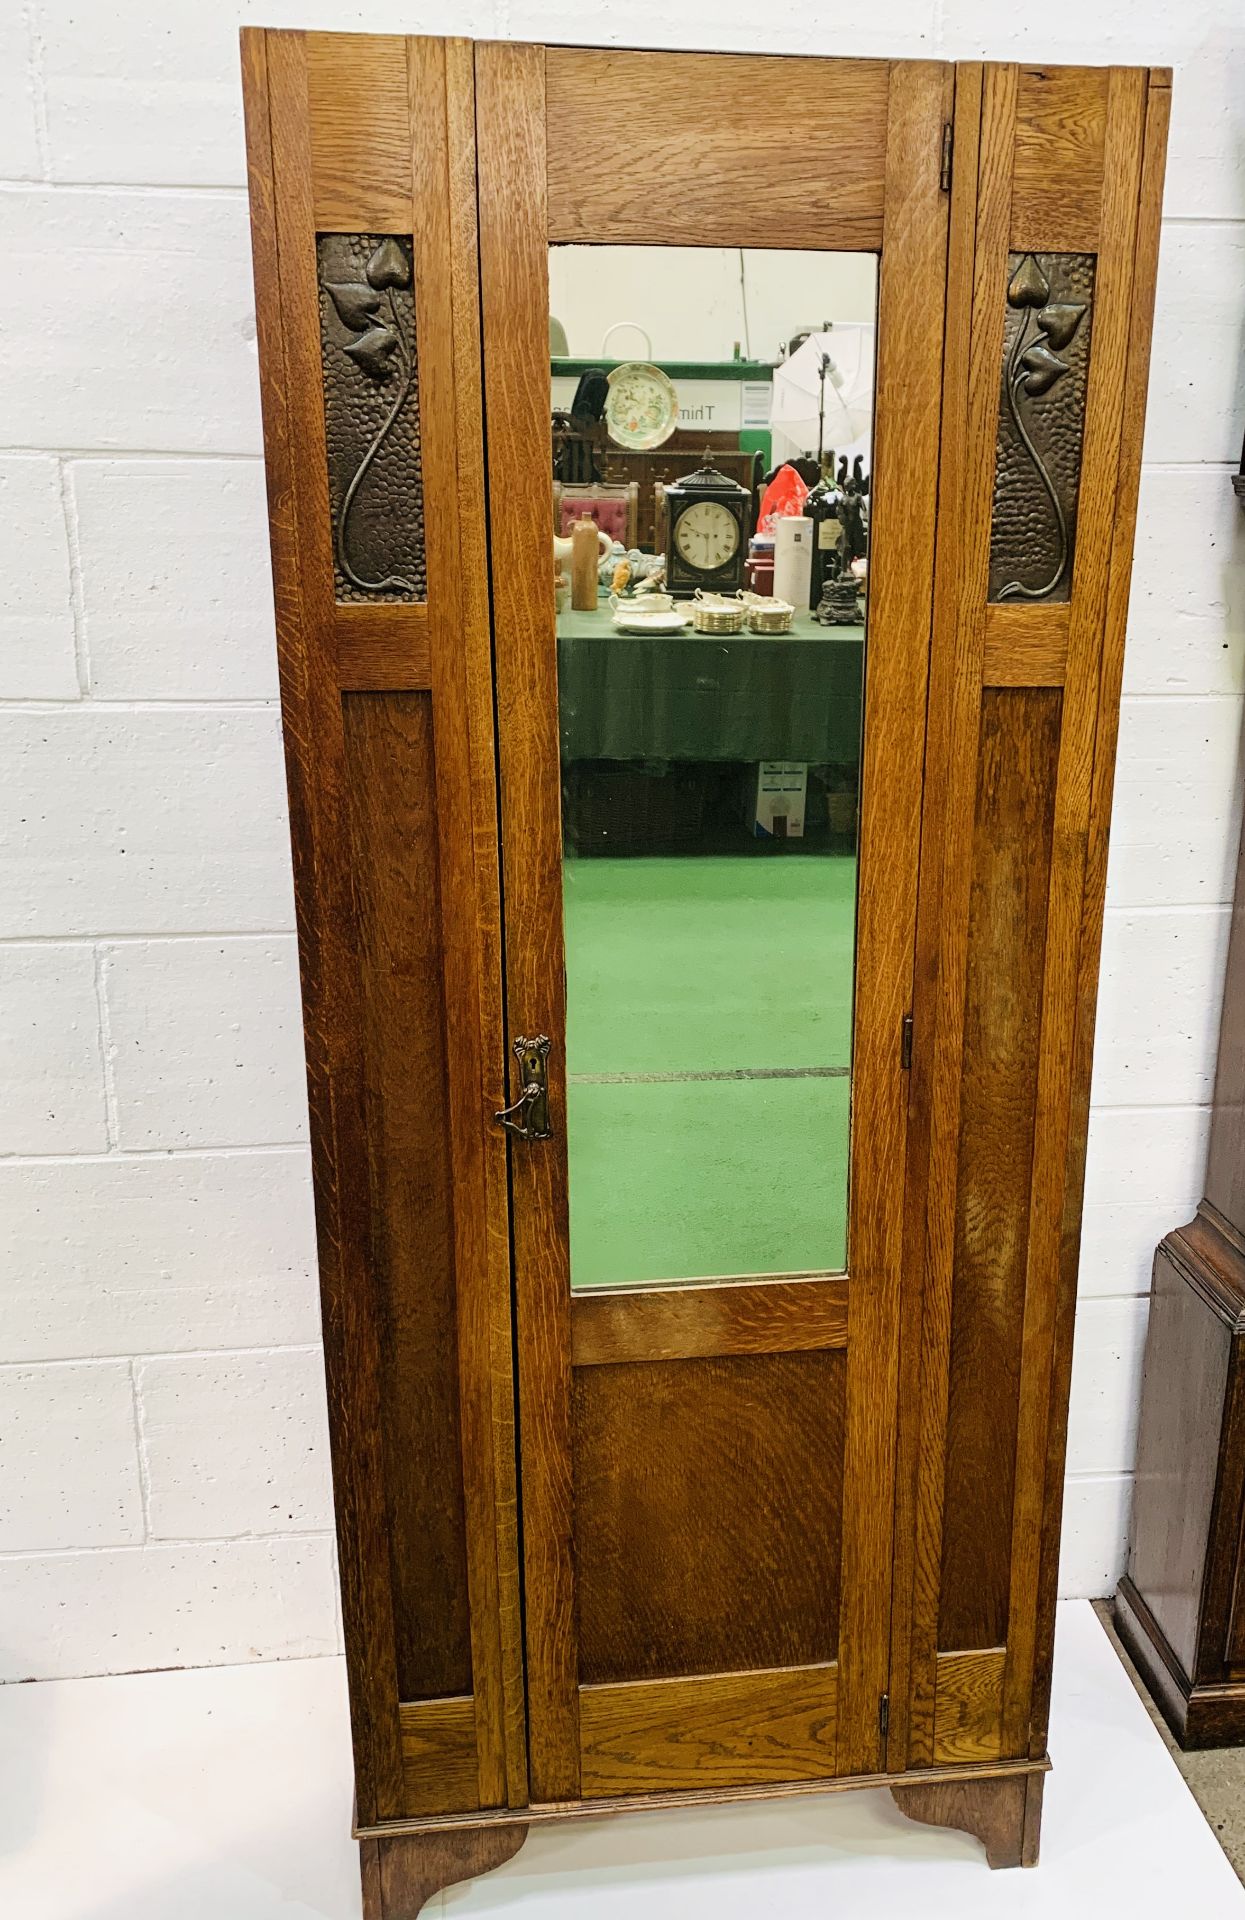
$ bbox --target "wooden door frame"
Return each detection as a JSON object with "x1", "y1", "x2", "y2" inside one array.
[
  {"x1": 241, "y1": 26, "x2": 528, "y2": 1823},
  {"x1": 476, "y1": 41, "x2": 952, "y2": 1799},
  {"x1": 887, "y1": 62, "x2": 1172, "y2": 1773}
]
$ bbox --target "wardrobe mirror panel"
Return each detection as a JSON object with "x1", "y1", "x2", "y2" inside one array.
[{"x1": 549, "y1": 245, "x2": 878, "y2": 1289}]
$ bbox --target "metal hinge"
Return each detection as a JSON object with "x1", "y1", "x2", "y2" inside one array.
[
  {"x1": 939, "y1": 121, "x2": 954, "y2": 193},
  {"x1": 879, "y1": 1692, "x2": 890, "y2": 1744},
  {"x1": 901, "y1": 1013, "x2": 914, "y2": 1071}
]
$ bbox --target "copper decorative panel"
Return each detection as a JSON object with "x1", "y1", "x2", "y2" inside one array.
[
  {"x1": 317, "y1": 234, "x2": 427, "y2": 603},
  {"x1": 988, "y1": 252, "x2": 1095, "y2": 604}
]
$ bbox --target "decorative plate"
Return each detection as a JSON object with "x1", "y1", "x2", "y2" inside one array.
[
  {"x1": 604, "y1": 362, "x2": 679, "y2": 450},
  {"x1": 611, "y1": 608, "x2": 691, "y2": 634}
]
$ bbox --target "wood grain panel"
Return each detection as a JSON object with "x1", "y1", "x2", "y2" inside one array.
[
  {"x1": 243, "y1": 27, "x2": 405, "y2": 1824},
  {"x1": 938, "y1": 688, "x2": 1061, "y2": 1651},
  {"x1": 835, "y1": 54, "x2": 952, "y2": 1780},
  {"x1": 336, "y1": 604, "x2": 430, "y2": 690},
  {"x1": 570, "y1": 1278, "x2": 848, "y2": 1368},
  {"x1": 1000, "y1": 65, "x2": 1149, "y2": 1758},
  {"x1": 1011, "y1": 66, "x2": 1108, "y2": 252},
  {"x1": 343, "y1": 691, "x2": 473, "y2": 1704},
  {"x1": 901, "y1": 64, "x2": 1020, "y2": 1764},
  {"x1": 306, "y1": 32, "x2": 412, "y2": 229},
  {"x1": 933, "y1": 1647, "x2": 1005, "y2": 1761},
  {"x1": 1032, "y1": 71, "x2": 1170, "y2": 1763},
  {"x1": 981, "y1": 604, "x2": 1069, "y2": 688},
  {"x1": 475, "y1": 39, "x2": 580, "y2": 1803},
  {"x1": 888, "y1": 61, "x2": 986, "y2": 1773},
  {"x1": 900, "y1": 58, "x2": 1166, "y2": 1779},
  {"x1": 444, "y1": 34, "x2": 529, "y2": 1811},
  {"x1": 579, "y1": 1664, "x2": 838, "y2": 1797},
  {"x1": 406, "y1": 32, "x2": 519, "y2": 1810},
  {"x1": 545, "y1": 49, "x2": 889, "y2": 250},
  {"x1": 573, "y1": 1352, "x2": 845, "y2": 1686},
  {"x1": 399, "y1": 1696, "x2": 480, "y2": 1815}
]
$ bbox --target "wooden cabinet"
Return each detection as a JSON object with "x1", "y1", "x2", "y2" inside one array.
[
  {"x1": 1117, "y1": 811, "x2": 1245, "y2": 1748},
  {"x1": 241, "y1": 31, "x2": 1169, "y2": 1914}
]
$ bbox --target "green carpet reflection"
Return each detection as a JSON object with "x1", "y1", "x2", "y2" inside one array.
[{"x1": 563, "y1": 853, "x2": 855, "y2": 1288}]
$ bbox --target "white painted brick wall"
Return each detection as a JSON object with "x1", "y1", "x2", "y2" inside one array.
[
  {"x1": 136, "y1": 1348, "x2": 335, "y2": 1539},
  {"x1": 0, "y1": 456, "x2": 80, "y2": 698},
  {"x1": 1, "y1": 0, "x2": 1243, "y2": 1680}
]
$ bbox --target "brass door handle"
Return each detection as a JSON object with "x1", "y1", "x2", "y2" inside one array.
[{"x1": 493, "y1": 1035, "x2": 552, "y2": 1142}]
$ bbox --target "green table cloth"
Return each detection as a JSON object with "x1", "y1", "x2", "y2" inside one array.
[{"x1": 556, "y1": 605, "x2": 865, "y2": 765}]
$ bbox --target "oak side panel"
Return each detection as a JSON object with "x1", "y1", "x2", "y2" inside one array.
[
  {"x1": 1010, "y1": 65, "x2": 1108, "y2": 252},
  {"x1": 1033, "y1": 70, "x2": 1169, "y2": 1761},
  {"x1": 901, "y1": 61, "x2": 1014, "y2": 1767},
  {"x1": 247, "y1": 26, "x2": 527, "y2": 1821},
  {"x1": 545, "y1": 49, "x2": 889, "y2": 249},
  {"x1": 938, "y1": 688, "x2": 1061, "y2": 1651},
  {"x1": 579, "y1": 1664, "x2": 839, "y2": 1796},
  {"x1": 399, "y1": 1696, "x2": 481, "y2": 1816},
  {"x1": 835, "y1": 54, "x2": 952, "y2": 1780},
  {"x1": 1001, "y1": 66, "x2": 1148, "y2": 1756},
  {"x1": 242, "y1": 26, "x2": 405, "y2": 1823},
  {"x1": 906, "y1": 59, "x2": 1165, "y2": 1772},
  {"x1": 307, "y1": 31, "x2": 412, "y2": 229},
  {"x1": 335, "y1": 604, "x2": 431, "y2": 691},
  {"x1": 405, "y1": 31, "x2": 516, "y2": 1811},
  {"x1": 572, "y1": 1352, "x2": 846, "y2": 1686},
  {"x1": 889, "y1": 60, "x2": 985, "y2": 1771},
  {"x1": 342, "y1": 692, "x2": 473, "y2": 1703},
  {"x1": 981, "y1": 604, "x2": 1069, "y2": 688},
  {"x1": 475, "y1": 38, "x2": 581, "y2": 1803},
  {"x1": 444, "y1": 35, "x2": 529, "y2": 1810},
  {"x1": 933, "y1": 1647, "x2": 1005, "y2": 1762}
]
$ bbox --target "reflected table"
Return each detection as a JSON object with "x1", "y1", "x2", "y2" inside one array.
[{"x1": 556, "y1": 605, "x2": 865, "y2": 765}]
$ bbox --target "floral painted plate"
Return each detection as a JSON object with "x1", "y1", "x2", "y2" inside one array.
[{"x1": 604, "y1": 362, "x2": 679, "y2": 450}]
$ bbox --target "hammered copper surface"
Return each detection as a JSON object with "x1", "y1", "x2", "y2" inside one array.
[
  {"x1": 988, "y1": 252, "x2": 1095, "y2": 605},
  {"x1": 317, "y1": 233, "x2": 427, "y2": 604}
]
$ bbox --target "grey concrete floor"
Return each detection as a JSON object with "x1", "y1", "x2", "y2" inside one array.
[{"x1": 1096, "y1": 1600, "x2": 1245, "y2": 1883}]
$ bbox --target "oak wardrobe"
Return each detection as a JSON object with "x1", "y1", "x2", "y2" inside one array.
[{"x1": 241, "y1": 31, "x2": 1169, "y2": 1915}]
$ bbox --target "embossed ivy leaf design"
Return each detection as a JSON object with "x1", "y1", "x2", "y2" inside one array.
[
  {"x1": 365, "y1": 237, "x2": 411, "y2": 291},
  {"x1": 326, "y1": 280, "x2": 382, "y2": 331},
  {"x1": 1036, "y1": 301, "x2": 1086, "y2": 351},
  {"x1": 1019, "y1": 342, "x2": 1069, "y2": 395},
  {"x1": 344, "y1": 325, "x2": 400, "y2": 378},
  {"x1": 326, "y1": 235, "x2": 416, "y2": 597},
  {"x1": 1007, "y1": 254, "x2": 1050, "y2": 308},
  {"x1": 997, "y1": 253, "x2": 1091, "y2": 604}
]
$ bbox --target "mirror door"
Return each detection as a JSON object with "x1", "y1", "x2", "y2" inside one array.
[{"x1": 478, "y1": 42, "x2": 952, "y2": 1800}]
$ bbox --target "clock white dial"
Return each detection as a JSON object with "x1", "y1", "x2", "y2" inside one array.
[{"x1": 674, "y1": 500, "x2": 740, "y2": 571}]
